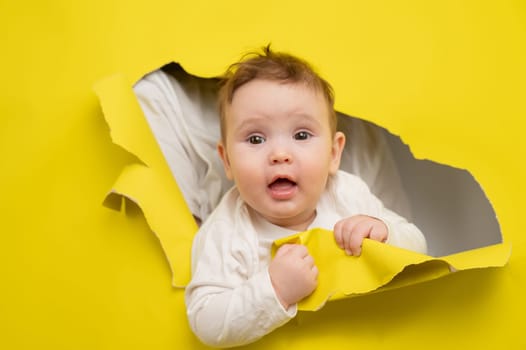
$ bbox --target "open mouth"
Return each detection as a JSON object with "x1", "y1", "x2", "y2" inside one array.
[
  {"x1": 268, "y1": 177, "x2": 297, "y2": 199},
  {"x1": 268, "y1": 177, "x2": 296, "y2": 188}
]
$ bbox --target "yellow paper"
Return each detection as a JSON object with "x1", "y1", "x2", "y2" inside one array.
[
  {"x1": 94, "y1": 74, "x2": 198, "y2": 287},
  {"x1": 3, "y1": 1, "x2": 526, "y2": 349},
  {"x1": 272, "y1": 229, "x2": 511, "y2": 311}
]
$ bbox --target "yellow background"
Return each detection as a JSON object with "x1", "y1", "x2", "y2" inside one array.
[{"x1": 1, "y1": 1, "x2": 525, "y2": 349}]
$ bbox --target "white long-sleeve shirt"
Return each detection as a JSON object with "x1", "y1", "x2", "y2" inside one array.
[{"x1": 185, "y1": 170, "x2": 427, "y2": 348}]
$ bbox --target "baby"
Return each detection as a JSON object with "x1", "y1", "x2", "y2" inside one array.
[{"x1": 185, "y1": 46, "x2": 427, "y2": 348}]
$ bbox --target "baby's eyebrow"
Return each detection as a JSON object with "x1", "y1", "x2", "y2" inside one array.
[
  {"x1": 233, "y1": 116, "x2": 268, "y2": 132},
  {"x1": 289, "y1": 113, "x2": 323, "y2": 128},
  {"x1": 232, "y1": 112, "x2": 323, "y2": 134}
]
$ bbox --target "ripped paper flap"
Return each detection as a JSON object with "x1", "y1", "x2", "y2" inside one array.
[
  {"x1": 273, "y1": 228, "x2": 511, "y2": 311},
  {"x1": 94, "y1": 73, "x2": 197, "y2": 287}
]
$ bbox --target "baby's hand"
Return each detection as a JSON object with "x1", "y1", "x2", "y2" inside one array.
[
  {"x1": 334, "y1": 215, "x2": 388, "y2": 256},
  {"x1": 268, "y1": 244, "x2": 318, "y2": 309}
]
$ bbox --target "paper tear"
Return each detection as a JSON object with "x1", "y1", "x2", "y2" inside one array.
[
  {"x1": 94, "y1": 65, "x2": 511, "y2": 302},
  {"x1": 273, "y1": 228, "x2": 511, "y2": 311},
  {"x1": 94, "y1": 74, "x2": 198, "y2": 287}
]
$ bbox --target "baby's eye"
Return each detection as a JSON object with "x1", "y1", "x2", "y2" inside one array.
[
  {"x1": 248, "y1": 135, "x2": 265, "y2": 144},
  {"x1": 294, "y1": 131, "x2": 312, "y2": 140}
]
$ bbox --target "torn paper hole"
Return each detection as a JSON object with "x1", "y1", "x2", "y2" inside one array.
[{"x1": 94, "y1": 61, "x2": 510, "y2": 300}]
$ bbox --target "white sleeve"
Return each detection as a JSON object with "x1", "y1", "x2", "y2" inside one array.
[
  {"x1": 334, "y1": 171, "x2": 427, "y2": 254},
  {"x1": 379, "y1": 207, "x2": 428, "y2": 254},
  {"x1": 185, "y1": 218, "x2": 295, "y2": 348},
  {"x1": 133, "y1": 71, "x2": 202, "y2": 218}
]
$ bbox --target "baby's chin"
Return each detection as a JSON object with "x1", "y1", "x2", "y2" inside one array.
[{"x1": 259, "y1": 208, "x2": 317, "y2": 232}]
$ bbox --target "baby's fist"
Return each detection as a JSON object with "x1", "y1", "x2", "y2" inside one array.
[{"x1": 269, "y1": 244, "x2": 318, "y2": 309}]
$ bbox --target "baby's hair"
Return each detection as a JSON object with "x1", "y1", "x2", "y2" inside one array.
[{"x1": 218, "y1": 45, "x2": 336, "y2": 142}]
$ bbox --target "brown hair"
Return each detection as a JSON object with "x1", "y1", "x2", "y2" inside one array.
[{"x1": 218, "y1": 46, "x2": 336, "y2": 142}]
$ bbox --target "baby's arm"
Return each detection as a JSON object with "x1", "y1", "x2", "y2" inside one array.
[
  {"x1": 186, "y1": 268, "x2": 291, "y2": 347},
  {"x1": 185, "y1": 222, "x2": 301, "y2": 347},
  {"x1": 334, "y1": 215, "x2": 388, "y2": 256}
]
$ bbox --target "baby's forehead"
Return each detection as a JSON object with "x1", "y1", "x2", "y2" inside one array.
[
  {"x1": 230, "y1": 79, "x2": 326, "y2": 106},
  {"x1": 223, "y1": 78, "x2": 334, "y2": 134},
  {"x1": 228, "y1": 90, "x2": 330, "y2": 128}
]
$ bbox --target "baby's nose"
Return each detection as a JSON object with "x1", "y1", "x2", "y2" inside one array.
[{"x1": 270, "y1": 151, "x2": 292, "y2": 164}]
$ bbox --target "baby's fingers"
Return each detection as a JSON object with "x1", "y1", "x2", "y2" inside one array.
[
  {"x1": 348, "y1": 219, "x2": 388, "y2": 255},
  {"x1": 303, "y1": 255, "x2": 318, "y2": 281},
  {"x1": 312, "y1": 265, "x2": 319, "y2": 278},
  {"x1": 303, "y1": 254, "x2": 315, "y2": 268},
  {"x1": 275, "y1": 243, "x2": 294, "y2": 257},
  {"x1": 333, "y1": 221, "x2": 344, "y2": 249},
  {"x1": 334, "y1": 216, "x2": 363, "y2": 249},
  {"x1": 347, "y1": 228, "x2": 370, "y2": 256},
  {"x1": 369, "y1": 221, "x2": 388, "y2": 243}
]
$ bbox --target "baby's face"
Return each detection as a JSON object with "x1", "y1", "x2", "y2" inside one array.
[{"x1": 218, "y1": 79, "x2": 344, "y2": 230}]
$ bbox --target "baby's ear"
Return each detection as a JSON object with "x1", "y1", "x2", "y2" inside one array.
[
  {"x1": 329, "y1": 131, "x2": 345, "y2": 175},
  {"x1": 217, "y1": 142, "x2": 234, "y2": 180}
]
